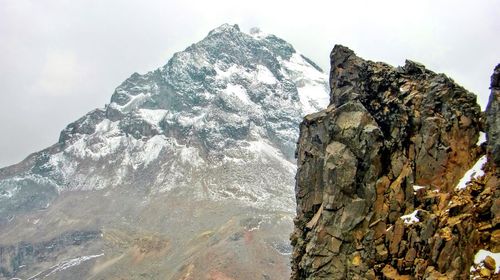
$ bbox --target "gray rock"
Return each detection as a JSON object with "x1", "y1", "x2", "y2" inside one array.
[{"x1": 486, "y1": 64, "x2": 500, "y2": 168}]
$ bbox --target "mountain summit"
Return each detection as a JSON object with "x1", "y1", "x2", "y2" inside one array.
[{"x1": 0, "y1": 24, "x2": 329, "y2": 279}]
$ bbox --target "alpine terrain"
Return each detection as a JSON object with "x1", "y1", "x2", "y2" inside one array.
[
  {"x1": 291, "y1": 45, "x2": 499, "y2": 279},
  {"x1": 0, "y1": 24, "x2": 329, "y2": 279}
]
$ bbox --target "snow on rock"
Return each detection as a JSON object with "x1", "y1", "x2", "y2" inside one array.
[
  {"x1": 0, "y1": 190, "x2": 13, "y2": 198},
  {"x1": 28, "y1": 253, "x2": 104, "y2": 279},
  {"x1": 178, "y1": 144, "x2": 204, "y2": 167},
  {"x1": 114, "y1": 93, "x2": 148, "y2": 111},
  {"x1": 94, "y1": 119, "x2": 121, "y2": 135},
  {"x1": 297, "y1": 83, "x2": 330, "y2": 115},
  {"x1": 137, "y1": 135, "x2": 168, "y2": 166},
  {"x1": 472, "y1": 249, "x2": 500, "y2": 273},
  {"x1": 281, "y1": 53, "x2": 329, "y2": 114},
  {"x1": 224, "y1": 83, "x2": 252, "y2": 105},
  {"x1": 282, "y1": 53, "x2": 325, "y2": 82},
  {"x1": 477, "y1": 132, "x2": 486, "y2": 146},
  {"x1": 255, "y1": 65, "x2": 277, "y2": 85},
  {"x1": 456, "y1": 155, "x2": 487, "y2": 190},
  {"x1": 214, "y1": 64, "x2": 246, "y2": 81},
  {"x1": 412, "y1": 185, "x2": 426, "y2": 191},
  {"x1": 400, "y1": 210, "x2": 420, "y2": 225},
  {"x1": 67, "y1": 134, "x2": 122, "y2": 160},
  {"x1": 245, "y1": 138, "x2": 296, "y2": 173},
  {"x1": 176, "y1": 113, "x2": 206, "y2": 128},
  {"x1": 138, "y1": 109, "x2": 168, "y2": 126}
]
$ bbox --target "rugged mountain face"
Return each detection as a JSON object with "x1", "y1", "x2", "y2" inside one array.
[
  {"x1": 486, "y1": 64, "x2": 500, "y2": 168},
  {"x1": 0, "y1": 24, "x2": 329, "y2": 279},
  {"x1": 291, "y1": 45, "x2": 499, "y2": 279}
]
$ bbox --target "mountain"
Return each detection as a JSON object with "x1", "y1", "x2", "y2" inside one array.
[
  {"x1": 0, "y1": 24, "x2": 329, "y2": 280},
  {"x1": 291, "y1": 45, "x2": 499, "y2": 279}
]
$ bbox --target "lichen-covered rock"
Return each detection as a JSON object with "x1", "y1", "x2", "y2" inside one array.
[{"x1": 290, "y1": 45, "x2": 498, "y2": 279}]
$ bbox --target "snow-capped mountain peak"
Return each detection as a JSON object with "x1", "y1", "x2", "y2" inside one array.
[
  {"x1": 0, "y1": 24, "x2": 330, "y2": 280},
  {"x1": 0, "y1": 23, "x2": 329, "y2": 217}
]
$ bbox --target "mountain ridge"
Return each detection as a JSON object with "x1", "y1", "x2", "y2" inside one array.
[
  {"x1": 0, "y1": 24, "x2": 329, "y2": 280},
  {"x1": 0, "y1": 23, "x2": 328, "y2": 205}
]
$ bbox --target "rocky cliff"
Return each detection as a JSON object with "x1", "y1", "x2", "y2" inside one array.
[
  {"x1": 291, "y1": 45, "x2": 499, "y2": 279},
  {"x1": 486, "y1": 65, "x2": 500, "y2": 168}
]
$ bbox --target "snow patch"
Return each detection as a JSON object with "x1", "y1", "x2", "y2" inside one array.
[
  {"x1": 215, "y1": 64, "x2": 244, "y2": 80},
  {"x1": 179, "y1": 145, "x2": 205, "y2": 167},
  {"x1": 177, "y1": 113, "x2": 206, "y2": 128},
  {"x1": 179, "y1": 145, "x2": 204, "y2": 167},
  {"x1": 245, "y1": 139, "x2": 295, "y2": 173},
  {"x1": 281, "y1": 53, "x2": 329, "y2": 114},
  {"x1": 400, "y1": 210, "x2": 419, "y2": 225},
  {"x1": 139, "y1": 135, "x2": 167, "y2": 166},
  {"x1": 94, "y1": 119, "x2": 120, "y2": 135},
  {"x1": 28, "y1": 253, "x2": 104, "y2": 280},
  {"x1": 111, "y1": 92, "x2": 150, "y2": 112},
  {"x1": 297, "y1": 83, "x2": 330, "y2": 115},
  {"x1": 225, "y1": 84, "x2": 252, "y2": 105},
  {"x1": 255, "y1": 65, "x2": 277, "y2": 85},
  {"x1": 68, "y1": 135, "x2": 123, "y2": 160},
  {"x1": 282, "y1": 53, "x2": 325, "y2": 82},
  {"x1": 472, "y1": 249, "x2": 500, "y2": 273},
  {"x1": 413, "y1": 185, "x2": 426, "y2": 191},
  {"x1": 456, "y1": 155, "x2": 487, "y2": 190},
  {"x1": 138, "y1": 109, "x2": 168, "y2": 126},
  {"x1": 477, "y1": 132, "x2": 486, "y2": 146}
]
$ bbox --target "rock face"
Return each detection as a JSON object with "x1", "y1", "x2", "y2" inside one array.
[
  {"x1": 291, "y1": 45, "x2": 499, "y2": 279},
  {"x1": 486, "y1": 64, "x2": 500, "y2": 168},
  {"x1": 0, "y1": 24, "x2": 329, "y2": 279}
]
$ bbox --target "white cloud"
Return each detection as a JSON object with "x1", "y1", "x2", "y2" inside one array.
[{"x1": 36, "y1": 50, "x2": 80, "y2": 96}]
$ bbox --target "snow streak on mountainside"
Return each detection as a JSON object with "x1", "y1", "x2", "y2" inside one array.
[{"x1": 0, "y1": 24, "x2": 329, "y2": 220}]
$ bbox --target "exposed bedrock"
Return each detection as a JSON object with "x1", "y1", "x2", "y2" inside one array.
[{"x1": 291, "y1": 45, "x2": 499, "y2": 279}]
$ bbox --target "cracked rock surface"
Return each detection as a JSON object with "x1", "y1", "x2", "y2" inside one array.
[{"x1": 291, "y1": 45, "x2": 498, "y2": 279}]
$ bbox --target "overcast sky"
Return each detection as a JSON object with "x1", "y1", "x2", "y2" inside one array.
[{"x1": 0, "y1": 0, "x2": 499, "y2": 167}]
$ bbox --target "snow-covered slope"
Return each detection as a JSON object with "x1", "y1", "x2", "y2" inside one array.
[
  {"x1": 0, "y1": 24, "x2": 329, "y2": 280},
  {"x1": 0, "y1": 24, "x2": 328, "y2": 218}
]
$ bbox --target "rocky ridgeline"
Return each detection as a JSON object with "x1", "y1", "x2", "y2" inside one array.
[{"x1": 291, "y1": 45, "x2": 499, "y2": 279}]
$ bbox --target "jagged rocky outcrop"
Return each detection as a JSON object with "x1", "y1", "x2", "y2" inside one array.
[{"x1": 291, "y1": 45, "x2": 499, "y2": 279}]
